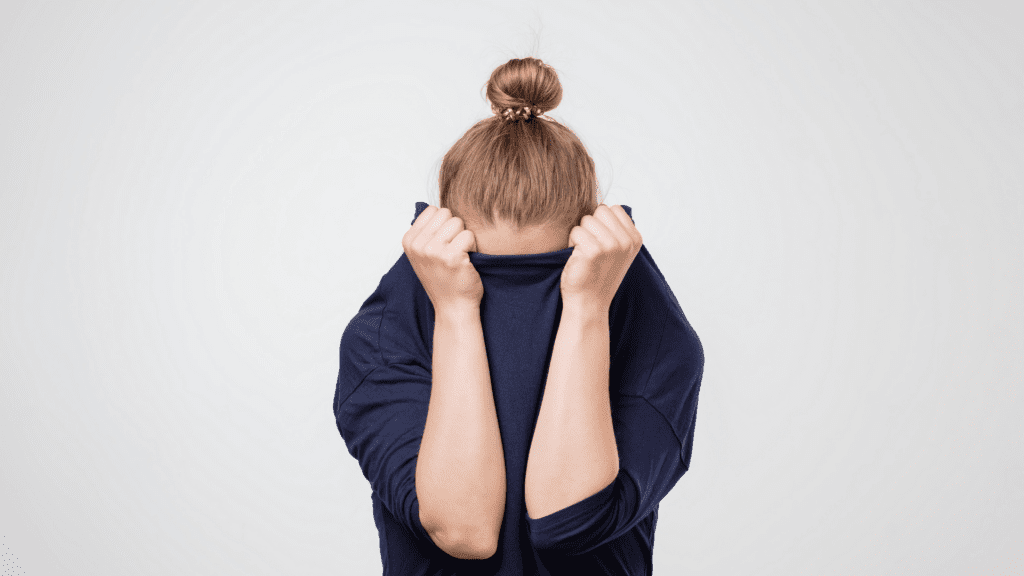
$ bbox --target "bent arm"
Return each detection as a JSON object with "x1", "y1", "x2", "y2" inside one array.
[
  {"x1": 416, "y1": 302, "x2": 506, "y2": 559},
  {"x1": 525, "y1": 299, "x2": 619, "y2": 520}
]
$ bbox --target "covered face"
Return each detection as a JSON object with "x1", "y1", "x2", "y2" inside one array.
[{"x1": 460, "y1": 212, "x2": 572, "y2": 256}]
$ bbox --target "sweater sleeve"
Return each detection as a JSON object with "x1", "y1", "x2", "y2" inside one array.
[
  {"x1": 332, "y1": 276, "x2": 435, "y2": 544},
  {"x1": 334, "y1": 362, "x2": 434, "y2": 543},
  {"x1": 526, "y1": 295, "x2": 704, "y2": 555},
  {"x1": 525, "y1": 396, "x2": 687, "y2": 555}
]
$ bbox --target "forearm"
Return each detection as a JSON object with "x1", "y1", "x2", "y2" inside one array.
[
  {"x1": 524, "y1": 299, "x2": 619, "y2": 520},
  {"x1": 416, "y1": 302, "x2": 506, "y2": 553}
]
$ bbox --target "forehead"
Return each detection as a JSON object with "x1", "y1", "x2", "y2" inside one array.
[
  {"x1": 461, "y1": 210, "x2": 563, "y2": 233},
  {"x1": 466, "y1": 219, "x2": 565, "y2": 236}
]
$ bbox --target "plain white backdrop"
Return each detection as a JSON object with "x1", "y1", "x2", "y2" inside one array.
[{"x1": 0, "y1": 1, "x2": 1021, "y2": 574}]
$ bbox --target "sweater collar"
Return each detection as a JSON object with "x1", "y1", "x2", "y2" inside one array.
[{"x1": 411, "y1": 201, "x2": 631, "y2": 270}]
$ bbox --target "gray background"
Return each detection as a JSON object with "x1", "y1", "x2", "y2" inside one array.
[{"x1": 1, "y1": 1, "x2": 1021, "y2": 574}]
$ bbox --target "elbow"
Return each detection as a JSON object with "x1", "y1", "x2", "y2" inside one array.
[
  {"x1": 427, "y1": 525, "x2": 499, "y2": 560},
  {"x1": 454, "y1": 534, "x2": 499, "y2": 560},
  {"x1": 419, "y1": 497, "x2": 504, "y2": 559},
  {"x1": 417, "y1": 483, "x2": 505, "y2": 559}
]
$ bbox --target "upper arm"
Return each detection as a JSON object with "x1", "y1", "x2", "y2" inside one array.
[
  {"x1": 334, "y1": 362, "x2": 435, "y2": 543},
  {"x1": 334, "y1": 348, "x2": 501, "y2": 558},
  {"x1": 333, "y1": 252, "x2": 502, "y2": 557}
]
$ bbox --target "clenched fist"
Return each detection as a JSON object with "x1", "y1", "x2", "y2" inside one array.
[
  {"x1": 561, "y1": 203, "x2": 643, "y2": 311},
  {"x1": 402, "y1": 205, "x2": 484, "y2": 311}
]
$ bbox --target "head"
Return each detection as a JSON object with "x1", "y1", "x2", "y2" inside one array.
[{"x1": 438, "y1": 57, "x2": 604, "y2": 256}]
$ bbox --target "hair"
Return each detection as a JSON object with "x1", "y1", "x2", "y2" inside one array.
[{"x1": 438, "y1": 57, "x2": 604, "y2": 234}]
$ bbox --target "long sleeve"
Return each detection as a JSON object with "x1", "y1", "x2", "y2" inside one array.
[
  {"x1": 333, "y1": 275, "x2": 436, "y2": 544},
  {"x1": 335, "y1": 362, "x2": 433, "y2": 543},
  {"x1": 526, "y1": 254, "x2": 705, "y2": 556},
  {"x1": 525, "y1": 397, "x2": 680, "y2": 555}
]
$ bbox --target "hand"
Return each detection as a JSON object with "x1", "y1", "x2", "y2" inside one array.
[
  {"x1": 402, "y1": 205, "x2": 484, "y2": 310},
  {"x1": 561, "y1": 203, "x2": 643, "y2": 310}
]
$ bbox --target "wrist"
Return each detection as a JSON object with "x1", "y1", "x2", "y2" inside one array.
[
  {"x1": 434, "y1": 300, "x2": 481, "y2": 322},
  {"x1": 560, "y1": 296, "x2": 609, "y2": 324}
]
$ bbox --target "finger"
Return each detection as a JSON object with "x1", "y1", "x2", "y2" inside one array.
[
  {"x1": 608, "y1": 204, "x2": 642, "y2": 246},
  {"x1": 608, "y1": 204, "x2": 634, "y2": 231},
  {"x1": 593, "y1": 204, "x2": 633, "y2": 248},
  {"x1": 447, "y1": 228, "x2": 477, "y2": 255},
  {"x1": 415, "y1": 207, "x2": 453, "y2": 247},
  {"x1": 434, "y1": 216, "x2": 465, "y2": 246},
  {"x1": 568, "y1": 225, "x2": 595, "y2": 253},
  {"x1": 411, "y1": 205, "x2": 439, "y2": 232},
  {"x1": 405, "y1": 205, "x2": 439, "y2": 247},
  {"x1": 580, "y1": 210, "x2": 618, "y2": 251}
]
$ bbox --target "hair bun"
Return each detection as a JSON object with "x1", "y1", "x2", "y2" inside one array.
[{"x1": 486, "y1": 57, "x2": 562, "y2": 122}]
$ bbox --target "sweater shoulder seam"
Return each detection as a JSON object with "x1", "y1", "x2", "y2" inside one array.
[
  {"x1": 336, "y1": 365, "x2": 380, "y2": 411},
  {"x1": 377, "y1": 277, "x2": 392, "y2": 368},
  {"x1": 617, "y1": 393, "x2": 686, "y2": 467}
]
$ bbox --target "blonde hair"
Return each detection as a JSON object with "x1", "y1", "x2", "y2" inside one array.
[{"x1": 439, "y1": 57, "x2": 603, "y2": 233}]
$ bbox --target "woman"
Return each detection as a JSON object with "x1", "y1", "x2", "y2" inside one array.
[{"x1": 334, "y1": 57, "x2": 704, "y2": 575}]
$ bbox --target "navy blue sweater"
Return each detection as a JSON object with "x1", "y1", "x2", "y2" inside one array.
[{"x1": 333, "y1": 201, "x2": 704, "y2": 575}]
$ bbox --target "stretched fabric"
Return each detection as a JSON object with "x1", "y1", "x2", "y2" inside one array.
[{"x1": 333, "y1": 201, "x2": 705, "y2": 575}]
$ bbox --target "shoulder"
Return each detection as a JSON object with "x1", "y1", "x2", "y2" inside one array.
[
  {"x1": 349, "y1": 252, "x2": 434, "y2": 369},
  {"x1": 610, "y1": 244, "x2": 703, "y2": 396}
]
